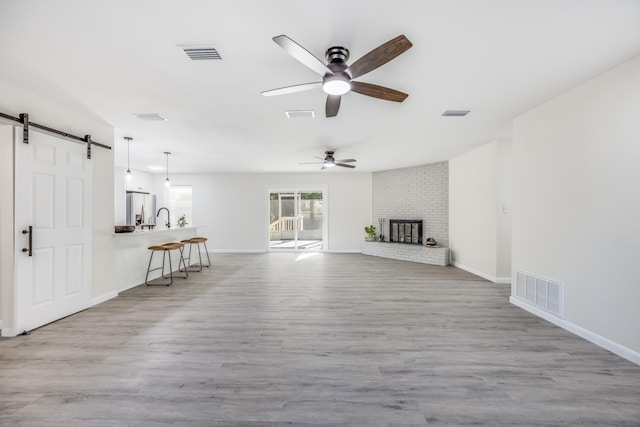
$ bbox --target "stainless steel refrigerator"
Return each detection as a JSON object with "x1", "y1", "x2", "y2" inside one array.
[{"x1": 126, "y1": 191, "x2": 156, "y2": 226}]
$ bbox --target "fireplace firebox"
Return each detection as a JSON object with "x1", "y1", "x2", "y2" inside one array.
[{"x1": 389, "y1": 219, "x2": 422, "y2": 244}]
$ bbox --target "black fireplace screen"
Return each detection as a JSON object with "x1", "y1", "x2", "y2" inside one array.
[{"x1": 390, "y1": 219, "x2": 422, "y2": 244}]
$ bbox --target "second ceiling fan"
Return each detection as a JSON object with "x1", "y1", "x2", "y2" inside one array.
[
  {"x1": 301, "y1": 151, "x2": 356, "y2": 170},
  {"x1": 261, "y1": 34, "x2": 413, "y2": 117}
]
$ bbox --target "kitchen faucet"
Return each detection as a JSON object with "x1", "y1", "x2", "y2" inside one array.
[{"x1": 157, "y1": 207, "x2": 170, "y2": 228}]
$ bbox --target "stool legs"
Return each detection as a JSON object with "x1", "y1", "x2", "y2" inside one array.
[
  {"x1": 177, "y1": 246, "x2": 189, "y2": 276},
  {"x1": 146, "y1": 248, "x2": 173, "y2": 286},
  {"x1": 182, "y1": 240, "x2": 211, "y2": 272},
  {"x1": 145, "y1": 244, "x2": 188, "y2": 286},
  {"x1": 202, "y1": 241, "x2": 211, "y2": 268}
]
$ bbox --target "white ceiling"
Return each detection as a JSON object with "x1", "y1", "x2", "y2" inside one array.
[{"x1": 1, "y1": 0, "x2": 639, "y2": 174}]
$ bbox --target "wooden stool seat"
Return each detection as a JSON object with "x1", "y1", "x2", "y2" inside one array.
[
  {"x1": 145, "y1": 242, "x2": 188, "y2": 286},
  {"x1": 180, "y1": 237, "x2": 211, "y2": 272},
  {"x1": 161, "y1": 242, "x2": 184, "y2": 250},
  {"x1": 185, "y1": 237, "x2": 207, "y2": 244}
]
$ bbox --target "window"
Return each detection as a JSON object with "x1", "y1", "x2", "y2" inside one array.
[{"x1": 166, "y1": 186, "x2": 192, "y2": 227}]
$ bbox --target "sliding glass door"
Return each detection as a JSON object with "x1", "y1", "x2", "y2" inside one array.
[{"x1": 269, "y1": 189, "x2": 325, "y2": 251}]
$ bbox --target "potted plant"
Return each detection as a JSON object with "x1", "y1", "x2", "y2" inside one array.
[
  {"x1": 177, "y1": 214, "x2": 188, "y2": 228},
  {"x1": 364, "y1": 225, "x2": 377, "y2": 241}
]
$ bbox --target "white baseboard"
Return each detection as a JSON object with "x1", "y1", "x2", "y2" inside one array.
[
  {"x1": 208, "y1": 249, "x2": 362, "y2": 254},
  {"x1": 510, "y1": 296, "x2": 640, "y2": 366},
  {"x1": 1, "y1": 326, "x2": 18, "y2": 337},
  {"x1": 91, "y1": 291, "x2": 118, "y2": 307},
  {"x1": 452, "y1": 262, "x2": 511, "y2": 284},
  {"x1": 209, "y1": 249, "x2": 266, "y2": 254}
]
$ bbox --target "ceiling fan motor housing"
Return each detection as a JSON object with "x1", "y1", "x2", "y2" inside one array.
[
  {"x1": 325, "y1": 151, "x2": 336, "y2": 162},
  {"x1": 323, "y1": 50, "x2": 352, "y2": 95},
  {"x1": 325, "y1": 46, "x2": 349, "y2": 64}
]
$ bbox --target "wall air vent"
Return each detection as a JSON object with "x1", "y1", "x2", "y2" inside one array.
[
  {"x1": 285, "y1": 110, "x2": 315, "y2": 119},
  {"x1": 442, "y1": 110, "x2": 470, "y2": 117},
  {"x1": 134, "y1": 113, "x2": 168, "y2": 122},
  {"x1": 180, "y1": 46, "x2": 222, "y2": 61},
  {"x1": 513, "y1": 271, "x2": 564, "y2": 318}
]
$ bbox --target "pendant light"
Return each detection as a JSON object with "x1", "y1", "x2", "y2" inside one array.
[
  {"x1": 124, "y1": 137, "x2": 133, "y2": 181},
  {"x1": 164, "y1": 151, "x2": 171, "y2": 187}
]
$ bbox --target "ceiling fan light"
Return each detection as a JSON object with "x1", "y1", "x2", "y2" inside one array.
[
  {"x1": 322, "y1": 77, "x2": 351, "y2": 96},
  {"x1": 324, "y1": 162, "x2": 336, "y2": 168}
]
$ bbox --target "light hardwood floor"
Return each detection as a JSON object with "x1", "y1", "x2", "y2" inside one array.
[{"x1": 1, "y1": 253, "x2": 639, "y2": 426}]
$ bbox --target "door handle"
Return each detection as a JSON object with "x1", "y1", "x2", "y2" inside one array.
[{"x1": 22, "y1": 226, "x2": 32, "y2": 257}]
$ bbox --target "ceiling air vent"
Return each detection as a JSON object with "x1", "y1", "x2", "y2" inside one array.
[
  {"x1": 442, "y1": 110, "x2": 470, "y2": 117},
  {"x1": 285, "y1": 110, "x2": 315, "y2": 119},
  {"x1": 134, "y1": 113, "x2": 168, "y2": 122},
  {"x1": 181, "y1": 46, "x2": 222, "y2": 61}
]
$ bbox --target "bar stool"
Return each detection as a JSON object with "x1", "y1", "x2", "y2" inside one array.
[
  {"x1": 145, "y1": 242, "x2": 188, "y2": 286},
  {"x1": 180, "y1": 237, "x2": 211, "y2": 272}
]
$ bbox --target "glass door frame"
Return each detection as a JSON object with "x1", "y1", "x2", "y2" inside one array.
[{"x1": 266, "y1": 185, "x2": 328, "y2": 252}]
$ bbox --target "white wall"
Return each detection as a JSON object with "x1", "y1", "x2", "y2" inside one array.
[
  {"x1": 0, "y1": 80, "x2": 115, "y2": 332},
  {"x1": 512, "y1": 56, "x2": 640, "y2": 357},
  {"x1": 449, "y1": 140, "x2": 512, "y2": 282},
  {"x1": 150, "y1": 172, "x2": 372, "y2": 252},
  {"x1": 496, "y1": 140, "x2": 513, "y2": 278}
]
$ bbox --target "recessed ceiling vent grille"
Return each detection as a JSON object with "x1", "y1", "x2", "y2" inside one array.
[
  {"x1": 285, "y1": 110, "x2": 315, "y2": 119},
  {"x1": 513, "y1": 271, "x2": 564, "y2": 318},
  {"x1": 134, "y1": 113, "x2": 168, "y2": 122},
  {"x1": 181, "y1": 46, "x2": 222, "y2": 61},
  {"x1": 442, "y1": 110, "x2": 470, "y2": 117}
]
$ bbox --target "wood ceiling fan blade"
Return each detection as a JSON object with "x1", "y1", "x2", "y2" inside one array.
[
  {"x1": 336, "y1": 163, "x2": 356, "y2": 168},
  {"x1": 350, "y1": 81, "x2": 408, "y2": 102},
  {"x1": 273, "y1": 35, "x2": 332, "y2": 76},
  {"x1": 347, "y1": 35, "x2": 413, "y2": 79},
  {"x1": 261, "y1": 82, "x2": 322, "y2": 97},
  {"x1": 335, "y1": 158, "x2": 356, "y2": 163},
  {"x1": 326, "y1": 95, "x2": 341, "y2": 117}
]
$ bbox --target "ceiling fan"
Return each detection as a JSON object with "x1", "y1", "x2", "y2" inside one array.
[
  {"x1": 301, "y1": 151, "x2": 356, "y2": 170},
  {"x1": 261, "y1": 34, "x2": 413, "y2": 117}
]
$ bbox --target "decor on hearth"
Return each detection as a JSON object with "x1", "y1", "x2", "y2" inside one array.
[
  {"x1": 378, "y1": 217, "x2": 385, "y2": 242},
  {"x1": 364, "y1": 225, "x2": 377, "y2": 241},
  {"x1": 425, "y1": 237, "x2": 437, "y2": 247}
]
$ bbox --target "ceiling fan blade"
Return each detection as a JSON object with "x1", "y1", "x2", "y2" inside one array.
[
  {"x1": 350, "y1": 81, "x2": 408, "y2": 102},
  {"x1": 335, "y1": 158, "x2": 356, "y2": 163},
  {"x1": 347, "y1": 35, "x2": 413, "y2": 79},
  {"x1": 261, "y1": 82, "x2": 322, "y2": 97},
  {"x1": 336, "y1": 163, "x2": 356, "y2": 168},
  {"x1": 326, "y1": 95, "x2": 341, "y2": 117},
  {"x1": 299, "y1": 161, "x2": 324, "y2": 164},
  {"x1": 273, "y1": 35, "x2": 332, "y2": 76}
]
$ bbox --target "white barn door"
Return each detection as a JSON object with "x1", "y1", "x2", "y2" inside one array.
[{"x1": 13, "y1": 129, "x2": 92, "y2": 334}]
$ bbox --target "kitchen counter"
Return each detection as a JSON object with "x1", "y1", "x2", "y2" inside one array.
[
  {"x1": 113, "y1": 225, "x2": 199, "y2": 238},
  {"x1": 114, "y1": 226, "x2": 206, "y2": 291}
]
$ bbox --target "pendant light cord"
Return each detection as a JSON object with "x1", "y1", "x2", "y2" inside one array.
[{"x1": 164, "y1": 151, "x2": 171, "y2": 185}]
